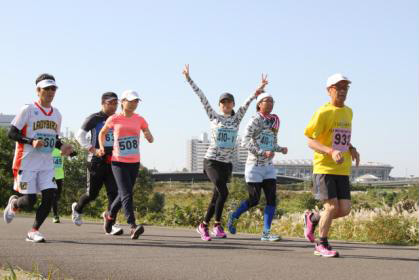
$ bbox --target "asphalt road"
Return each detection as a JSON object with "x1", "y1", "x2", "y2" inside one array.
[{"x1": 0, "y1": 216, "x2": 418, "y2": 280}]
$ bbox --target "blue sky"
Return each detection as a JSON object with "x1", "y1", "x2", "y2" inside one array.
[{"x1": 1, "y1": 1, "x2": 417, "y2": 176}]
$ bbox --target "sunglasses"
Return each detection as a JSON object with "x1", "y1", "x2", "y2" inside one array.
[
  {"x1": 104, "y1": 100, "x2": 118, "y2": 105},
  {"x1": 43, "y1": 86, "x2": 57, "y2": 91},
  {"x1": 331, "y1": 84, "x2": 350, "y2": 90}
]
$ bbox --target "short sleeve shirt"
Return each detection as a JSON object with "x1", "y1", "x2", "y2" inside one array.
[
  {"x1": 105, "y1": 113, "x2": 148, "y2": 163},
  {"x1": 304, "y1": 102, "x2": 353, "y2": 175}
]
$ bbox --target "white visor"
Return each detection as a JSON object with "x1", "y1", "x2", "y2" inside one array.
[
  {"x1": 256, "y1": 93, "x2": 275, "y2": 104},
  {"x1": 36, "y1": 79, "x2": 58, "y2": 89}
]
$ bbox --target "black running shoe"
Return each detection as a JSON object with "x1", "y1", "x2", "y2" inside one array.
[
  {"x1": 130, "y1": 225, "x2": 145, "y2": 240},
  {"x1": 102, "y1": 212, "x2": 114, "y2": 234}
]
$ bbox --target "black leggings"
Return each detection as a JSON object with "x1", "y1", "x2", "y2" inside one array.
[
  {"x1": 15, "y1": 188, "x2": 55, "y2": 230},
  {"x1": 246, "y1": 179, "x2": 277, "y2": 208},
  {"x1": 75, "y1": 158, "x2": 118, "y2": 214},
  {"x1": 51, "y1": 179, "x2": 63, "y2": 217},
  {"x1": 203, "y1": 159, "x2": 232, "y2": 224},
  {"x1": 109, "y1": 161, "x2": 139, "y2": 227}
]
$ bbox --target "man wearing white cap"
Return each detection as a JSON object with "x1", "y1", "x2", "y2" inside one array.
[
  {"x1": 304, "y1": 73, "x2": 360, "y2": 257},
  {"x1": 227, "y1": 92, "x2": 288, "y2": 241},
  {"x1": 4, "y1": 73, "x2": 73, "y2": 242}
]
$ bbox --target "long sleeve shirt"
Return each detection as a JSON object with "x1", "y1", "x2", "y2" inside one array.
[
  {"x1": 186, "y1": 76, "x2": 256, "y2": 163},
  {"x1": 242, "y1": 113, "x2": 283, "y2": 166}
]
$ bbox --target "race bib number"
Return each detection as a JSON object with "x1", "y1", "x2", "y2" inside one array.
[
  {"x1": 118, "y1": 136, "x2": 139, "y2": 156},
  {"x1": 104, "y1": 129, "x2": 114, "y2": 147},
  {"x1": 259, "y1": 130, "x2": 275, "y2": 151},
  {"x1": 53, "y1": 156, "x2": 63, "y2": 169},
  {"x1": 215, "y1": 128, "x2": 237, "y2": 148},
  {"x1": 34, "y1": 133, "x2": 56, "y2": 153},
  {"x1": 332, "y1": 128, "x2": 351, "y2": 152}
]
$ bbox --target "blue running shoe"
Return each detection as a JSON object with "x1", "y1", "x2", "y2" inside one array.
[{"x1": 227, "y1": 212, "x2": 238, "y2": 234}]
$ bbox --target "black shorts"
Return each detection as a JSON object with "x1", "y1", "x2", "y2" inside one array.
[{"x1": 312, "y1": 174, "x2": 351, "y2": 201}]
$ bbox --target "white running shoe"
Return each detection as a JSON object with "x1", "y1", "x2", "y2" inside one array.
[
  {"x1": 4, "y1": 195, "x2": 18, "y2": 224},
  {"x1": 26, "y1": 231, "x2": 45, "y2": 243},
  {"x1": 107, "y1": 225, "x2": 124, "y2": 236},
  {"x1": 71, "y1": 202, "x2": 83, "y2": 226},
  {"x1": 260, "y1": 231, "x2": 282, "y2": 242}
]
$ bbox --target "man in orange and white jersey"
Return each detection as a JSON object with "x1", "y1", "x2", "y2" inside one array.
[{"x1": 3, "y1": 73, "x2": 73, "y2": 243}]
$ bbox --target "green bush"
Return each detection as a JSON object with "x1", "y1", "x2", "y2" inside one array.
[{"x1": 148, "y1": 192, "x2": 165, "y2": 212}]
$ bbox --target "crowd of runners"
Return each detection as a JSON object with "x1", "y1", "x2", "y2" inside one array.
[{"x1": 3, "y1": 65, "x2": 360, "y2": 258}]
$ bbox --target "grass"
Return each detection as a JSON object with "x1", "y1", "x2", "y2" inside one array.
[
  {"x1": 139, "y1": 184, "x2": 419, "y2": 245},
  {"x1": 0, "y1": 263, "x2": 71, "y2": 280}
]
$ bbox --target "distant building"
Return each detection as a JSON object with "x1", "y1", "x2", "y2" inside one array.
[
  {"x1": 274, "y1": 159, "x2": 393, "y2": 181},
  {"x1": 187, "y1": 133, "x2": 210, "y2": 172},
  {"x1": 354, "y1": 174, "x2": 379, "y2": 183},
  {"x1": 0, "y1": 114, "x2": 15, "y2": 128},
  {"x1": 186, "y1": 133, "x2": 249, "y2": 172}
]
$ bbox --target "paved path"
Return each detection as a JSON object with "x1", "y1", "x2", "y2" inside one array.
[{"x1": 0, "y1": 216, "x2": 418, "y2": 280}]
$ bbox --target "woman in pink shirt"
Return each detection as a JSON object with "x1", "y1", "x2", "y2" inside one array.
[{"x1": 98, "y1": 90, "x2": 154, "y2": 240}]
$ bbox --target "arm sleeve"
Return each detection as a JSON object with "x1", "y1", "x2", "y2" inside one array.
[
  {"x1": 235, "y1": 94, "x2": 256, "y2": 122},
  {"x1": 76, "y1": 129, "x2": 91, "y2": 149},
  {"x1": 241, "y1": 117, "x2": 264, "y2": 156},
  {"x1": 8, "y1": 126, "x2": 33, "y2": 144},
  {"x1": 186, "y1": 76, "x2": 218, "y2": 120},
  {"x1": 77, "y1": 114, "x2": 100, "y2": 149},
  {"x1": 273, "y1": 133, "x2": 283, "y2": 152}
]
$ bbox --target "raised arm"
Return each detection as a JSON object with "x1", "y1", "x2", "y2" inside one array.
[
  {"x1": 182, "y1": 64, "x2": 217, "y2": 120},
  {"x1": 236, "y1": 74, "x2": 268, "y2": 121}
]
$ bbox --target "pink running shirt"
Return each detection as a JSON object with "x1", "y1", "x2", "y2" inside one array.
[{"x1": 105, "y1": 113, "x2": 148, "y2": 163}]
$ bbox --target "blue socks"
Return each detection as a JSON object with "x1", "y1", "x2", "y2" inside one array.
[
  {"x1": 263, "y1": 205, "x2": 276, "y2": 233},
  {"x1": 232, "y1": 201, "x2": 249, "y2": 219}
]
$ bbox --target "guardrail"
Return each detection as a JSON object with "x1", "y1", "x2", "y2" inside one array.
[
  {"x1": 151, "y1": 172, "x2": 304, "y2": 184},
  {"x1": 354, "y1": 180, "x2": 419, "y2": 187}
]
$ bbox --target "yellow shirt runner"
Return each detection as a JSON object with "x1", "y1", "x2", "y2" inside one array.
[{"x1": 304, "y1": 102, "x2": 353, "y2": 176}]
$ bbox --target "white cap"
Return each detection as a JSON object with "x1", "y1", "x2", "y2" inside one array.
[
  {"x1": 326, "y1": 73, "x2": 351, "y2": 88},
  {"x1": 121, "y1": 90, "x2": 142, "y2": 101},
  {"x1": 36, "y1": 79, "x2": 58, "y2": 89},
  {"x1": 256, "y1": 92, "x2": 275, "y2": 104}
]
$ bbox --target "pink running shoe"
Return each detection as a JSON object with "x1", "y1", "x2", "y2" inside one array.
[
  {"x1": 211, "y1": 224, "x2": 227, "y2": 238},
  {"x1": 314, "y1": 244, "x2": 338, "y2": 258},
  {"x1": 196, "y1": 223, "x2": 212, "y2": 241},
  {"x1": 304, "y1": 211, "x2": 315, "y2": 243}
]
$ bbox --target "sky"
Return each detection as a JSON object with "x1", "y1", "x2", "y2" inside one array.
[{"x1": 0, "y1": 0, "x2": 417, "y2": 177}]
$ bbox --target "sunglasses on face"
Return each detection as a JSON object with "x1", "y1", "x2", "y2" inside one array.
[
  {"x1": 105, "y1": 100, "x2": 118, "y2": 105},
  {"x1": 43, "y1": 86, "x2": 57, "y2": 91},
  {"x1": 331, "y1": 84, "x2": 350, "y2": 91}
]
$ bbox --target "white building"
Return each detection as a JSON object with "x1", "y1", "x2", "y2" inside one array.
[
  {"x1": 274, "y1": 159, "x2": 393, "y2": 181},
  {"x1": 186, "y1": 133, "x2": 249, "y2": 172},
  {"x1": 0, "y1": 114, "x2": 15, "y2": 128}
]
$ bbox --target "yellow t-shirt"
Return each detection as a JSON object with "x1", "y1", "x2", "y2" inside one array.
[{"x1": 304, "y1": 103, "x2": 353, "y2": 175}]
